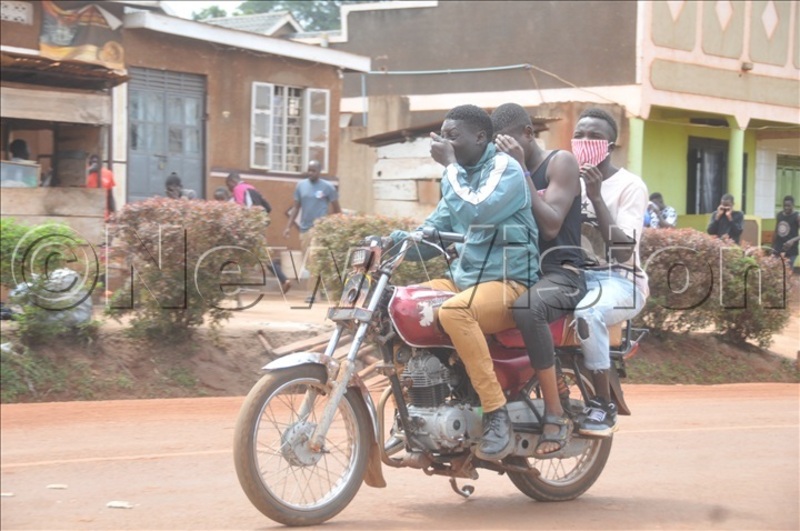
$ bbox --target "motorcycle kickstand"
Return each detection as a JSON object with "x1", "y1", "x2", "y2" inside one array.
[{"x1": 449, "y1": 478, "x2": 475, "y2": 499}]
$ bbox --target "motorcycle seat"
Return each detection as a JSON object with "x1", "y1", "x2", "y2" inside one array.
[{"x1": 494, "y1": 315, "x2": 623, "y2": 349}]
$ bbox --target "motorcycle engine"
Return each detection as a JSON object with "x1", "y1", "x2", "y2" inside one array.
[
  {"x1": 400, "y1": 350, "x2": 481, "y2": 451},
  {"x1": 402, "y1": 350, "x2": 451, "y2": 408}
]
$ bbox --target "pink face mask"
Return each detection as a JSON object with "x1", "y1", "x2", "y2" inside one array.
[{"x1": 571, "y1": 139, "x2": 609, "y2": 167}]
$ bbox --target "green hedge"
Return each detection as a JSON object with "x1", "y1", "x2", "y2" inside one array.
[
  {"x1": 639, "y1": 228, "x2": 792, "y2": 348},
  {"x1": 307, "y1": 213, "x2": 450, "y2": 300},
  {"x1": 108, "y1": 198, "x2": 272, "y2": 340},
  {"x1": 308, "y1": 216, "x2": 792, "y2": 348},
  {"x1": 0, "y1": 217, "x2": 86, "y2": 291}
]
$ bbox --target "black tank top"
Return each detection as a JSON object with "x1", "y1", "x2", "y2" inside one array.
[{"x1": 530, "y1": 150, "x2": 585, "y2": 271}]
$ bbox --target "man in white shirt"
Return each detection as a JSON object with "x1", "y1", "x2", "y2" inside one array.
[
  {"x1": 646, "y1": 192, "x2": 677, "y2": 228},
  {"x1": 571, "y1": 108, "x2": 649, "y2": 437}
]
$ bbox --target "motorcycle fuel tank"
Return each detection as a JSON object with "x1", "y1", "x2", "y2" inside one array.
[{"x1": 388, "y1": 286, "x2": 455, "y2": 348}]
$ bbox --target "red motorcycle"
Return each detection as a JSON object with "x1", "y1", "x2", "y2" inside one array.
[{"x1": 233, "y1": 228, "x2": 647, "y2": 526}]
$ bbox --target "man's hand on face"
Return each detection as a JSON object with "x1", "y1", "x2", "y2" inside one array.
[
  {"x1": 494, "y1": 134, "x2": 525, "y2": 170},
  {"x1": 430, "y1": 133, "x2": 457, "y2": 167},
  {"x1": 580, "y1": 164, "x2": 603, "y2": 203},
  {"x1": 716, "y1": 205, "x2": 727, "y2": 220}
]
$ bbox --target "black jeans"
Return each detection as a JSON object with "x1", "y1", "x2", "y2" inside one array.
[
  {"x1": 512, "y1": 267, "x2": 587, "y2": 370},
  {"x1": 267, "y1": 260, "x2": 288, "y2": 284}
]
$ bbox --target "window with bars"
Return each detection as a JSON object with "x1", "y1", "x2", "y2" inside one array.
[{"x1": 251, "y1": 83, "x2": 330, "y2": 173}]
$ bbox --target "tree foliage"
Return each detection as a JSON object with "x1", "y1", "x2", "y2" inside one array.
[
  {"x1": 236, "y1": 0, "x2": 386, "y2": 31},
  {"x1": 192, "y1": 5, "x2": 228, "y2": 21}
]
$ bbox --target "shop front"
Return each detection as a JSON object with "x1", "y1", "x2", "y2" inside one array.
[{"x1": 1, "y1": 0, "x2": 129, "y2": 243}]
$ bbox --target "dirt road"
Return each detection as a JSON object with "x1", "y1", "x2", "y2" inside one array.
[{"x1": 1, "y1": 384, "x2": 798, "y2": 530}]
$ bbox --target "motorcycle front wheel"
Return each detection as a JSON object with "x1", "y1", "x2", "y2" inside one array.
[
  {"x1": 507, "y1": 363, "x2": 612, "y2": 502},
  {"x1": 233, "y1": 365, "x2": 371, "y2": 526}
]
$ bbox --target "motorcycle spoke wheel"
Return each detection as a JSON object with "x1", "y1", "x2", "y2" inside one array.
[
  {"x1": 508, "y1": 365, "x2": 612, "y2": 502},
  {"x1": 234, "y1": 366, "x2": 370, "y2": 526}
]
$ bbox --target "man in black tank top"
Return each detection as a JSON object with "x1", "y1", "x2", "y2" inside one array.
[{"x1": 492, "y1": 103, "x2": 586, "y2": 456}]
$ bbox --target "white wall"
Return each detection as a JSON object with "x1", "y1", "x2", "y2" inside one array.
[{"x1": 755, "y1": 138, "x2": 800, "y2": 218}]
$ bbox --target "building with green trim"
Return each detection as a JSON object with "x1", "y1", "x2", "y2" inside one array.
[{"x1": 287, "y1": 1, "x2": 799, "y2": 241}]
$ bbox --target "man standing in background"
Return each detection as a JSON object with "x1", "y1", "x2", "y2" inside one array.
[
  {"x1": 283, "y1": 160, "x2": 341, "y2": 302},
  {"x1": 772, "y1": 195, "x2": 799, "y2": 275},
  {"x1": 707, "y1": 193, "x2": 744, "y2": 244},
  {"x1": 283, "y1": 160, "x2": 341, "y2": 257},
  {"x1": 645, "y1": 192, "x2": 677, "y2": 229},
  {"x1": 86, "y1": 154, "x2": 115, "y2": 222}
]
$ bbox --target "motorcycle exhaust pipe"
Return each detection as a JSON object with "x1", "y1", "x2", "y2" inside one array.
[{"x1": 377, "y1": 387, "x2": 407, "y2": 468}]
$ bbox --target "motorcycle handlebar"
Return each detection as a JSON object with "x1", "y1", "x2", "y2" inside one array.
[{"x1": 419, "y1": 226, "x2": 466, "y2": 244}]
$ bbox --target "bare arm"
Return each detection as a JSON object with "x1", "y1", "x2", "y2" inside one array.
[
  {"x1": 494, "y1": 137, "x2": 579, "y2": 241},
  {"x1": 582, "y1": 165, "x2": 635, "y2": 263},
  {"x1": 537, "y1": 152, "x2": 581, "y2": 241},
  {"x1": 330, "y1": 199, "x2": 341, "y2": 214},
  {"x1": 283, "y1": 200, "x2": 301, "y2": 238}
]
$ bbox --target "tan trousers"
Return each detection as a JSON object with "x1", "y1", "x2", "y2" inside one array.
[
  {"x1": 299, "y1": 230, "x2": 314, "y2": 273},
  {"x1": 299, "y1": 230, "x2": 314, "y2": 258},
  {"x1": 422, "y1": 278, "x2": 527, "y2": 413}
]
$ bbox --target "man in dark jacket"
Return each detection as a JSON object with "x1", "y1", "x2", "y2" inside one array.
[{"x1": 707, "y1": 193, "x2": 744, "y2": 244}]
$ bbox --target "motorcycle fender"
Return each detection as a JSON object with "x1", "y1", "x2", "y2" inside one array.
[
  {"x1": 262, "y1": 351, "x2": 339, "y2": 381},
  {"x1": 609, "y1": 368, "x2": 631, "y2": 416},
  {"x1": 262, "y1": 353, "x2": 387, "y2": 488},
  {"x1": 346, "y1": 372, "x2": 387, "y2": 489}
]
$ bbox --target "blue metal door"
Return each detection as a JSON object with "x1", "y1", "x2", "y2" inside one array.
[{"x1": 127, "y1": 67, "x2": 205, "y2": 202}]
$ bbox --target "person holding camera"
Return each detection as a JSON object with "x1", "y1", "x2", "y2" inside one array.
[
  {"x1": 707, "y1": 193, "x2": 744, "y2": 244},
  {"x1": 645, "y1": 192, "x2": 677, "y2": 229}
]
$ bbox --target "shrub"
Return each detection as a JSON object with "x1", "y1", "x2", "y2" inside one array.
[
  {"x1": 307, "y1": 214, "x2": 451, "y2": 300},
  {"x1": 0, "y1": 344, "x2": 68, "y2": 402},
  {"x1": 107, "y1": 198, "x2": 272, "y2": 340},
  {"x1": 10, "y1": 270, "x2": 98, "y2": 347},
  {"x1": 639, "y1": 228, "x2": 792, "y2": 348},
  {"x1": 0, "y1": 217, "x2": 87, "y2": 291}
]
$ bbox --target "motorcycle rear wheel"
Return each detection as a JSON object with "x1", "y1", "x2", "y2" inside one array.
[
  {"x1": 233, "y1": 365, "x2": 371, "y2": 526},
  {"x1": 507, "y1": 364, "x2": 612, "y2": 502}
]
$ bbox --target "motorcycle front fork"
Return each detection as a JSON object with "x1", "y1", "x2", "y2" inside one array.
[{"x1": 309, "y1": 273, "x2": 393, "y2": 451}]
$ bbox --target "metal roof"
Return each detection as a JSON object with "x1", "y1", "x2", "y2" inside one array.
[
  {"x1": 0, "y1": 48, "x2": 129, "y2": 90},
  {"x1": 353, "y1": 117, "x2": 561, "y2": 147},
  {"x1": 205, "y1": 12, "x2": 302, "y2": 35},
  {"x1": 124, "y1": 11, "x2": 370, "y2": 73}
]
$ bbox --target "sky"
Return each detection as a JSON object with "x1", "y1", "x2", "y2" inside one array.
[{"x1": 161, "y1": 1, "x2": 243, "y2": 19}]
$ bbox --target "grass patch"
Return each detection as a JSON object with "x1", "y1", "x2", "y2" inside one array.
[
  {"x1": 164, "y1": 366, "x2": 197, "y2": 389},
  {"x1": 627, "y1": 332, "x2": 799, "y2": 384},
  {"x1": 0, "y1": 346, "x2": 69, "y2": 402},
  {"x1": 3, "y1": 324, "x2": 794, "y2": 404}
]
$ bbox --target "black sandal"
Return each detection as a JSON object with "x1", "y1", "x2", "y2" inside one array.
[{"x1": 534, "y1": 413, "x2": 573, "y2": 457}]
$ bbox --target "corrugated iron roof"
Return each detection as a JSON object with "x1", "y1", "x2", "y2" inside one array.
[
  {"x1": 0, "y1": 51, "x2": 128, "y2": 90},
  {"x1": 353, "y1": 116, "x2": 561, "y2": 147},
  {"x1": 205, "y1": 11, "x2": 300, "y2": 35}
]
